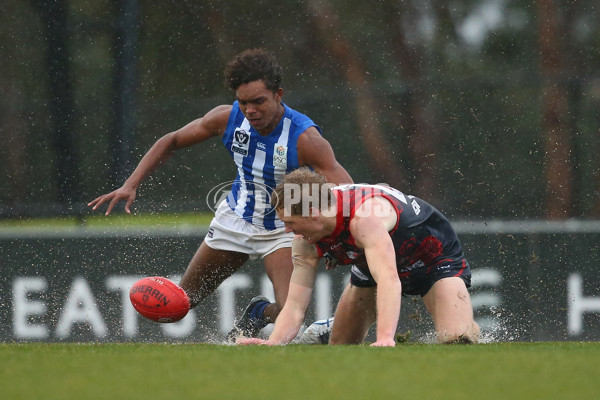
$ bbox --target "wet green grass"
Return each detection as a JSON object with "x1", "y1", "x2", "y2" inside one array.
[
  {"x1": 2, "y1": 342, "x2": 599, "y2": 400},
  {"x1": 0, "y1": 212, "x2": 213, "y2": 228}
]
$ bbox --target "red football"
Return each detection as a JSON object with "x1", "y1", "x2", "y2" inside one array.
[{"x1": 129, "y1": 276, "x2": 191, "y2": 323}]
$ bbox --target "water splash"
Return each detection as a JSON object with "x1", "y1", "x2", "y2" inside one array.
[{"x1": 478, "y1": 306, "x2": 528, "y2": 343}]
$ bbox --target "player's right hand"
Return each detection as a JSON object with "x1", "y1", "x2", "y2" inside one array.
[{"x1": 87, "y1": 186, "x2": 137, "y2": 216}]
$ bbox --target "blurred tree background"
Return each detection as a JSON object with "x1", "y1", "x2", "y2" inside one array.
[{"x1": 1, "y1": 0, "x2": 599, "y2": 221}]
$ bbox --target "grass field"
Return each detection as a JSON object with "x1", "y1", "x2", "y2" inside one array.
[
  {"x1": 0, "y1": 211, "x2": 214, "y2": 229},
  {"x1": 2, "y1": 342, "x2": 599, "y2": 400},
  {"x1": 2, "y1": 217, "x2": 599, "y2": 399}
]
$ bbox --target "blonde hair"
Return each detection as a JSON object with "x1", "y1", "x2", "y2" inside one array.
[{"x1": 271, "y1": 167, "x2": 335, "y2": 216}]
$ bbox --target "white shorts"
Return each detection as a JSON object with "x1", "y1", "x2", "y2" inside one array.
[{"x1": 204, "y1": 201, "x2": 294, "y2": 260}]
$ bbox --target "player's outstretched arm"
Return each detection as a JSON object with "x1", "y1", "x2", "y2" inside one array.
[
  {"x1": 352, "y1": 200, "x2": 401, "y2": 347},
  {"x1": 269, "y1": 282, "x2": 314, "y2": 344},
  {"x1": 237, "y1": 238, "x2": 319, "y2": 345},
  {"x1": 87, "y1": 185, "x2": 138, "y2": 216},
  {"x1": 236, "y1": 282, "x2": 314, "y2": 346},
  {"x1": 88, "y1": 105, "x2": 231, "y2": 215}
]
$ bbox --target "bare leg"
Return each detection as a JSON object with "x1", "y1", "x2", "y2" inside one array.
[
  {"x1": 329, "y1": 283, "x2": 377, "y2": 345},
  {"x1": 260, "y1": 247, "x2": 294, "y2": 323},
  {"x1": 422, "y1": 277, "x2": 480, "y2": 343},
  {"x1": 179, "y1": 241, "x2": 249, "y2": 307}
]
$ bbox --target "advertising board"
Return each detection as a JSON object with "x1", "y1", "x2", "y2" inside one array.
[{"x1": 2, "y1": 221, "x2": 599, "y2": 342}]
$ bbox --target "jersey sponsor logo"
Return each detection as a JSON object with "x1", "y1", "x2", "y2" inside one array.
[
  {"x1": 231, "y1": 128, "x2": 250, "y2": 156},
  {"x1": 273, "y1": 144, "x2": 287, "y2": 167},
  {"x1": 256, "y1": 142, "x2": 267, "y2": 150},
  {"x1": 407, "y1": 260, "x2": 425, "y2": 270}
]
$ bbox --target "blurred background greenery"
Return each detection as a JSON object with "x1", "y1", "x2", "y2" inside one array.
[{"x1": 1, "y1": 0, "x2": 599, "y2": 221}]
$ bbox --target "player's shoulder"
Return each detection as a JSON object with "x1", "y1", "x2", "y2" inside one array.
[
  {"x1": 285, "y1": 105, "x2": 318, "y2": 131},
  {"x1": 201, "y1": 104, "x2": 233, "y2": 133},
  {"x1": 205, "y1": 104, "x2": 233, "y2": 119},
  {"x1": 296, "y1": 122, "x2": 327, "y2": 149},
  {"x1": 296, "y1": 127, "x2": 330, "y2": 164},
  {"x1": 350, "y1": 194, "x2": 398, "y2": 233}
]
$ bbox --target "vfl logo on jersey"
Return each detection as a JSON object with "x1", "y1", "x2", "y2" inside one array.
[
  {"x1": 231, "y1": 128, "x2": 250, "y2": 156},
  {"x1": 273, "y1": 144, "x2": 287, "y2": 167}
]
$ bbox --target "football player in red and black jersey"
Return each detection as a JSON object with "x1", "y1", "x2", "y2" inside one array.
[{"x1": 237, "y1": 167, "x2": 479, "y2": 346}]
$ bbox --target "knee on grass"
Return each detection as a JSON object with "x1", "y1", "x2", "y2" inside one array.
[{"x1": 437, "y1": 324, "x2": 480, "y2": 344}]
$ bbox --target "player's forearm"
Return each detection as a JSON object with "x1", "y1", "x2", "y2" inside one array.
[
  {"x1": 267, "y1": 282, "x2": 313, "y2": 344},
  {"x1": 123, "y1": 134, "x2": 176, "y2": 189},
  {"x1": 375, "y1": 280, "x2": 402, "y2": 342},
  {"x1": 266, "y1": 308, "x2": 305, "y2": 345}
]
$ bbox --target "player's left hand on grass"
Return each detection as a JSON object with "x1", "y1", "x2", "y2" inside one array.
[
  {"x1": 370, "y1": 339, "x2": 396, "y2": 347},
  {"x1": 236, "y1": 337, "x2": 270, "y2": 345}
]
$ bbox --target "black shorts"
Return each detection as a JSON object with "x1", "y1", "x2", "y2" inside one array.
[{"x1": 349, "y1": 258, "x2": 472, "y2": 297}]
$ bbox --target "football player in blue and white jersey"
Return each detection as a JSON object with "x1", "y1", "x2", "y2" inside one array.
[{"x1": 88, "y1": 49, "x2": 352, "y2": 341}]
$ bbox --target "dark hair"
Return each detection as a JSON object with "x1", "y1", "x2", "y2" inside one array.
[{"x1": 225, "y1": 48, "x2": 282, "y2": 92}]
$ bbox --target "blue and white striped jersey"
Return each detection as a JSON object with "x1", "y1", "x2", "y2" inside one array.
[{"x1": 221, "y1": 101, "x2": 320, "y2": 230}]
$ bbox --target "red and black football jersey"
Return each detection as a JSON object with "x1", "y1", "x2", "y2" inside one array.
[{"x1": 315, "y1": 184, "x2": 463, "y2": 273}]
